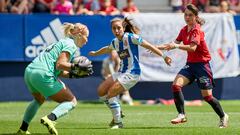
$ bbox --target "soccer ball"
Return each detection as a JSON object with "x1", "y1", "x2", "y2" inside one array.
[{"x1": 71, "y1": 56, "x2": 91, "y2": 66}]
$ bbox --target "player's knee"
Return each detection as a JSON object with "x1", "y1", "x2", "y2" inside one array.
[
  {"x1": 171, "y1": 84, "x2": 182, "y2": 92},
  {"x1": 203, "y1": 95, "x2": 213, "y2": 102},
  {"x1": 97, "y1": 85, "x2": 106, "y2": 97}
]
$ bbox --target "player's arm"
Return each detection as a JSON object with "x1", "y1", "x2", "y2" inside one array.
[
  {"x1": 141, "y1": 40, "x2": 166, "y2": 58},
  {"x1": 175, "y1": 41, "x2": 197, "y2": 52},
  {"x1": 141, "y1": 40, "x2": 172, "y2": 66},
  {"x1": 164, "y1": 40, "x2": 197, "y2": 52},
  {"x1": 56, "y1": 51, "x2": 72, "y2": 72},
  {"x1": 89, "y1": 46, "x2": 112, "y2": 56}
]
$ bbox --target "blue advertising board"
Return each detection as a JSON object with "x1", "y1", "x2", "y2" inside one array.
[
  {"x1": 24, "y1": 14, "x2": 120, "y2": 61},
  {"x1": 0, "y1": 14, "x2": 239, "y2": 62},
  {"x1": 0, "y1": 14, "x2": 24, "y2": 61}
]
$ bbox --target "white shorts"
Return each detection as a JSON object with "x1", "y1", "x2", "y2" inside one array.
[{"x1": 112, "y1": 72, "x2": 140, "y2": 90}]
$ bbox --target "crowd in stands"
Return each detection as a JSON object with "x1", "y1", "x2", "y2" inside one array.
[
  {"x1": 0, "y1": 0, "x2": 139, "y2": 15},
  {"x1": 0, "y1": 0, "x2": 239, "y2": 15},
  {"x1": 171, "y1": 0, "x2": 240, "y2": 14}
]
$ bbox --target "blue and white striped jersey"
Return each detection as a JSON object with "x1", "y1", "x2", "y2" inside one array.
[{"x1": 109, "y1": 32, "x2": 143, "y2": 75}]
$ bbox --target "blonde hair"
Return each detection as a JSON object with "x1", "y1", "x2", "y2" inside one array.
[{"x1": 63, "y1": 22, "x2": 89, "y2": 38}]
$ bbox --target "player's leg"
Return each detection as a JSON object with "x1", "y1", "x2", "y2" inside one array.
[
  {"x1": 171, "y1": 74, "x2": 190, "y2": 124},
  {"x1": 201, "y1": 89, "x2": 228, "y2": 128},
  {"x1": 196, "y1": 62, "x2": 228, "y2": 128},
  {"x1": 97, "y1": 75, "x2": 126, "y2": 128},
  {"x1": 17, "y1": 68, "x2": 45, "y2": 134},
  {"x1": 17, "y1": 93, "x2": 45, "y2": 134},
  {"x1": 98, "y1": 75, "x2": 115, "y2": 108},
  {"x1": 107, "y1": 81, "x2": 125, "y2": 129},
  {"x1": 40, "y1": 86, "x2": 77, "y2": 135},
  {"x1": 107, "y1": 73, "x2": 140, "y2": 129}
]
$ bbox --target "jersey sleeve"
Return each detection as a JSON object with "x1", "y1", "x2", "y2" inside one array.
[
  {"x1": 190, "y1": 29, "x2": 200, "y2": 45},
  {"x1": 131, "y1": 33, "x2": 143, "y2": 45},
  {"x1": 176, "y1": 29, "x2": 183, "y2": 42},
  {"x1": 61, "y1": 39, "x2": 77, "y2": 56}
]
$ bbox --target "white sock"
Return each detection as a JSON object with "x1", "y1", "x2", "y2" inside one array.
[
  {"x1": 108, "y1": 97, "x2": 121, "y2": 123},
  {"x1": 100, "y1": 95, "x2": 110, "y2": 109}
]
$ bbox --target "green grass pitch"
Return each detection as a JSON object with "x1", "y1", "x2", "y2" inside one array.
[{"x1": 0, "y1": 100, "x2": 240, "y2": 135}]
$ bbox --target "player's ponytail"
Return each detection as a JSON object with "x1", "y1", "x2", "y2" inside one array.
[
  {"x1": 63, "y1": 22, "x2": 75, "y2": 37},
  {"x1": 123, "y1": 17, "x2": 140, "y2": 34},
  {"x1": 186, "y1": 4, "x2": 205, "y2": 26}
]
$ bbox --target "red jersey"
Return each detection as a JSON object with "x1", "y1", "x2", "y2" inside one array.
[
  {"x1": 122, "y1": 5, "x2": 138, "y2": 12},
  {"x1": 176, "y1": 24, "x2": 211, "y2": 63},
  {"x1": 99, "y1": 5, "x2": 118, "y2": 15}
]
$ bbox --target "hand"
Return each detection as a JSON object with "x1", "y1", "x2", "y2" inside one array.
[
  {"x1": 156, "y1": 45, "x2": 167, "y2": 50},
  {"x1": 146, "y1": 49, "x2": 153, "y2": 54},
  {"x1": 89, "y1": 51, "x2": 97, "y2": 56},
  {"x1": 164, "y1": 56, "x2": 172, "y2": 66},
  {"x1": 163, "y1": 42, "x2": 178, "y2": 51}
]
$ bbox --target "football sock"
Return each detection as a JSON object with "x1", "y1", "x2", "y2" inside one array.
[
  {"x1": 23, "y1": 99, "x2": 41, "y2": 125},
  {"x1": 173, "y1": 91, "x2": 185, "y2": 114},
  {"x1": 172, "y1": 85, "x2": 185, "y2": 114},
  {"x1": 100, "y1": 95, "x2": 111, "y2": 109},
  {"x1": 51, "y1": 101, "x2": 76, "y2": 120},
  {"x1": 204, "y1": 95, "x2": 224, "y2": 118},
  {"x1": 108, "y1": 97, "x2": 121, "y2": 123},
  {"x1": 19, "y1": 121, "x2": 29, "y2": 131}
]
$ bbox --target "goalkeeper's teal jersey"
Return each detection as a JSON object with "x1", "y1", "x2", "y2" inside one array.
[{"x1": 28, "y1": 37, "x2": 78, "y2": 77}]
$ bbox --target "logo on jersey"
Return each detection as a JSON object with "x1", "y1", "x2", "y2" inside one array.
[
  {"x1": 118, "y1": 49, "x2": 130, "y2": 59},
  {"x1": 25, "y1": 18, "x2": 64, "y2": 58}
]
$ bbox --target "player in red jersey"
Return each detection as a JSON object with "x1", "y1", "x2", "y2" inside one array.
[{"x1": 160, "y1": 4, "x2": 228, "y2": 128}]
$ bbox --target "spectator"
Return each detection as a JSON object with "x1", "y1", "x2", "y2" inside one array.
[
  {"x1": 8, "y1": 0, "x2": 30, "y2": 14},
  {"x1": 195, "y1": 0, "x2": 208, "y2": 12},
  {"x1": 84, "y1": 0, "x2": 100, "y2": 13},
  {"x1": 182, "y1": 0, "x2": 208, "y2": 12},
  {"x1": 53, "y1": 0, "x2": 74, "y2": 15},
  {"x1": 73, "y1": 0, "x2": 94, "y2": 15},
  {"x1": 205, "y1": 0, "x2": 221, "y2": 13},
  {"x1": 122, "y1": 0, "x2": 139, "y2": 15},
  {"x1": 97, "y1": 0, "x2": 120, "y2": 15},
  {"x1": 220, "y1": 0, "x2": 237, "y2": 14},
  {"x1": 0, "y1": 0, "x2": 7, "y2": 13},
  {"x1": 170, "y1": 0, "x2": 183, "y2": 13},
  {"x1": 228, "y1": 0, "x2": 240, "y2": 13},
  {"x1": 33, "y1": 0, "x2": 55, "y2": 13}
]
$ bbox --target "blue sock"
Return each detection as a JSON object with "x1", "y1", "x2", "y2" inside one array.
[
  {"x1": 52, "y1": 101, "x2": 76, "y2": 119},
  {"x1": 23, "y1": 99, "x2": 41, "y2": 124}
]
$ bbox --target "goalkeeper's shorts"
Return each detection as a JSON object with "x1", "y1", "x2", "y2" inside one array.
[
  {"x1": 24, "y1": 67, "x2": 65, "y2": 97},
  {"x1": 112, "y1": 72, "x2": 140, "y2": 90}
]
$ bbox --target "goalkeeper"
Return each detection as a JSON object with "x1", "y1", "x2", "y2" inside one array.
[{"x1": 17, "y1": 22, "x2": 92, "y2": 135}]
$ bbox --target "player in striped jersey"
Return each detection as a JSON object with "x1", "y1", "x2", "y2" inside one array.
[{"x1": 89, "y1": 17, "x2": 172, "y2": 129}]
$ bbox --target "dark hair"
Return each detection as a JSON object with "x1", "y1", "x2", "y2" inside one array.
[
  {"x1": 123, "y1": 17, "x2": 140, "y2": 34},
  {"x1": 186, "y1": 4, "x2": 205, "y2": 25}
]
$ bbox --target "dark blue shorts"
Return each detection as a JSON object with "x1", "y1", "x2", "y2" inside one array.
[{"x1": 179, "y1": 62, "x2": 215, "y2": 90}]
